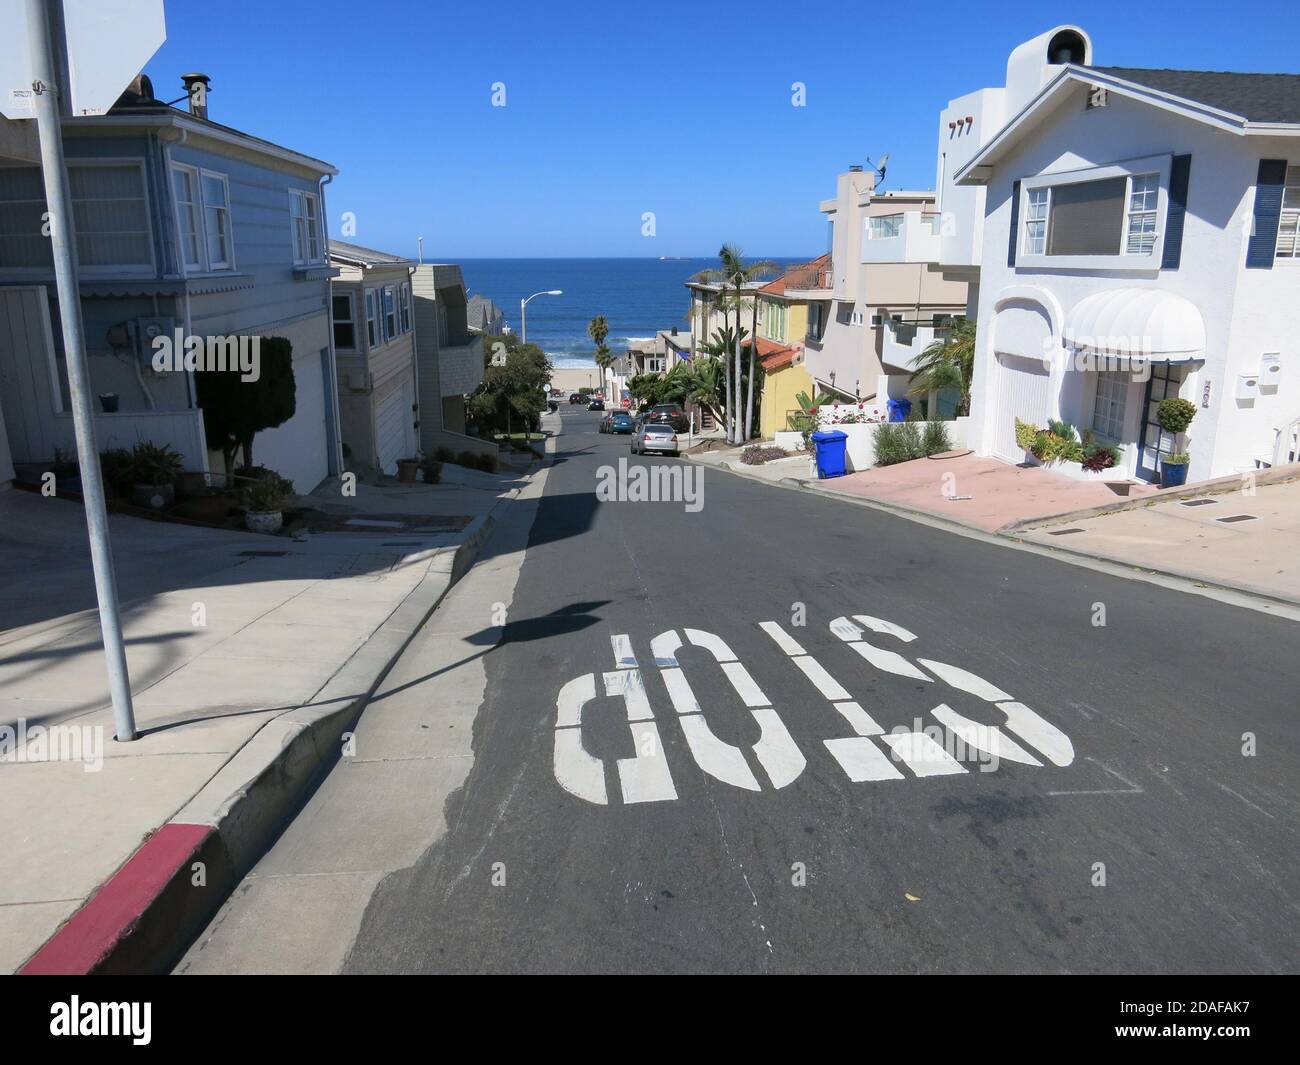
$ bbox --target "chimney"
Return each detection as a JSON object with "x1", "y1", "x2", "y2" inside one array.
[
  {"x1": 180, "y1": 73, "x2": 210, "y2": 119},
  {"x1": 848, "y1": 164, "x2": 863, "y2": 172}
]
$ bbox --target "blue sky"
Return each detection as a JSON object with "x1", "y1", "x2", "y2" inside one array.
[{"x1": 144, "y1": 0, "x2": 1297, "y2": 259}]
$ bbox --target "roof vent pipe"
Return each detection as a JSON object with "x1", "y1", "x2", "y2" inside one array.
[{"x1": 180, "y1": 73, "x2": 210, "y2": 119}]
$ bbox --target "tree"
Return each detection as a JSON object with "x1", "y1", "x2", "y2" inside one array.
[
  {"x1": 469, "y1": 333, "x2": 552, "y2": 436},
  {"x1": 195, "y1": 335, "x2": 296, "y2": 475},
  {"x1": 587, "y1": 315, "x2": 609, "y2": 352},
  {"x1": 700, "y1": 245, "x2": 777, "y2": 443},
  {"x1": 907, "y1": 318, "x2": 976, "y2": 417}
]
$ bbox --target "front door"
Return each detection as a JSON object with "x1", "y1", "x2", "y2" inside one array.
[{"x1": 1136, "y1": 362, "x2": 1182, "y2": 482}]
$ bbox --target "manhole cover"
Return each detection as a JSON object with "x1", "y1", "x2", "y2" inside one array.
[
  {"x1": 1046, "y1": 527, "x2": 1086, "y2": 536},
  {"x1": 1215, "y1": 514, "x2": 1259, "y2": 524},
  {"x1": 1178, "y1": 498, "x2": 1219, "y2": 508}
]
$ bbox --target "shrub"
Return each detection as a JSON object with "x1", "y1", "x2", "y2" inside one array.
[
  {"x1": 455, "y1": 450, "x2": 478, "y2": 468},
  {"x1": 130, "y1": 441, "x2": 184, "y2": 485},
  {"x1": 1163, "y1": 452, "x2": 1190, "y2": 466},
  {"x1": 99, "y1": 448, "x2": 134, "y2": 497},
  {"x1": 1015, "y1": 419, "x2": 1039, "y2": 453},
  {"x1": 242, "y1": 472, "x2": 294, "y2": 512},
  {"x1": 741, "y1": 445, "x2": 787, "y2": 465},
  {"x1": 874, "y1": 421, "x2": 924, "y2": 466},
  {"x1": 1156, "y1": 397, "x2": 1197, "y2": 435},
  {"x1": 421, "y1": 456, "x2": 442, "y2": 484},
  {"x1": 435, "y1": 447, "x2": 455, "y2": 462},
  {"x1": 921, "y1": 421, "x2": 952, "y2": 457},
  {"x1": 475, "y1": 452, "x2": 499, "y2": 474}
]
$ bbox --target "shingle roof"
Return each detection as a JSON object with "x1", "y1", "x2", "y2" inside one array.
[
  {"x1": 1088, "y1": 66, "x2": 1300, "y2": 124},
  {"x1": 328, "y1": 240, "x2": 414, "y2": 268}
]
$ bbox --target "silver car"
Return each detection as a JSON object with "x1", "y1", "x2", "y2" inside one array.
[{"x1": 631, "y1": 418, "x2": 679, "y2": 457}]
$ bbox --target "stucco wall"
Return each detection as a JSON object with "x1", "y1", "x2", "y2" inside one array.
[{"x1": 759, "y1": 361, "x2": 813, "y2": 440}]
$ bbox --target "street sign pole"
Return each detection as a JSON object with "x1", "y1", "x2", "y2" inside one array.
[{"x1": 25, "y1": 0, "x2": 136, "y2": 740}]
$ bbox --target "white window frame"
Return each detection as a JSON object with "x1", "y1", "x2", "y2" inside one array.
[
  {"x1": 1018, "y1": 154, "x2": 1171, "y2": 271},
  {"x1": 289, "y1": 187, "x2": 323, "y2": 265},
  {"x1": 171, "y1": 163, "x2": 234, "y2": 273},
  {"x1": 868, "y1": 214, "x2": 903, "y2": 240},
  {"x1": 365, "y1": 288, "x2": 379, "y2": 348},
  {"x1": 1090, "y1": 369, "x2": 1129, "y2": 443},
  {"x1": 1276, "y1": 164, "x2": 1300, "y2": 261},
  {"x1": 399, "y1": 281, "x2": 412, "y2": 333},
  {"x1": 1023, "y1": 186, "x2": 1048, "y2": 255},
  {"x1": 382, "y1": 284, "x2": 397, "y2": 339},
  {"x1": 0, "y1": 159, "x2": 156, "y2": 277},
  {"x1": 333, "y1": 290, "x2": 357, "y2": 351},
  {"x1": 171, "y1": 164, "x2": 203, "y2": 272},
  {"x1": 1123, "y1": 172, "x2": 1160, "y2": 256}
]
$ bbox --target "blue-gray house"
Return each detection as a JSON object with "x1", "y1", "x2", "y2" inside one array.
[{"x1": 0, "y1": 73, "x2": 342, "y2": 492}]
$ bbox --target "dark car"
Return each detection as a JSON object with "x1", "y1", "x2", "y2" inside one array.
[
  {"x1": 569, "y1": 392, "x2": 584, "y2": 404},
  {"x1": 645, "y1": 403, "x2": 689, "y2": 432},
  {"x1": 587, "y1": 398, "x2": 605, "y2": 411},
  {"x1": 602, "y1": 411, "x2": 634, "y2": 434}
]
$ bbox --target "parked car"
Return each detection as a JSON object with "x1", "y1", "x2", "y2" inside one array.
[
  {"x1": 587, "y1": 398, "x2": 605, "y2": 411},
  {"x1": 601, "y1": 411, "x2": 634, "y2": 435},
  {"x1": 632, "y1": 420, "x2": 679, "y2": 457},
  {"x1": 569, "y1": 393, "x2": 584, "y2": 404},
  {"x1": 645, "y1": 403, "x2": 689, "y2": 432}
]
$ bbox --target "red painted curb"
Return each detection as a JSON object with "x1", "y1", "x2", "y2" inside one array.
[{"x1": 20, "y1": 822, "x2": 213, "y2": 975}]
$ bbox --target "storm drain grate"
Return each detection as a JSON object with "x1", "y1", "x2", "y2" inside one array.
[
  {"x1": 238, "y1": 550, "x2": 289, "y2": 557},
  {"x1": 1046, "y1": 527, "x2": 1086, "y2": 536},
  {"x1": 1215, "y1": 514, "x2": 1259, "y2": 524},
  {"x1": 1178, "y1": 498, "x2": 1220, "y2": 508}
]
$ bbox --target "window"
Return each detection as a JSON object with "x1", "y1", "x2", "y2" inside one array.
[
  {"x1": 289, "y1": 188, "x2": 322, "y2": 264},
  {"x1": 763, "y1": 299, "x2": 786, "y2": 340},
  {"x1": 333, "y1": 293, "x2": 356, "y2": 350},
  {"x1": 171, "y1": 164, "x2": 232, "y2": 272},
  {"x1": 1092, "y1": 370, "x2": 1128, "y2": 441},
  {"x1": 0, "y1": 162, "x2": 152, "y2": 272},
  {"x1": 868, "y1": 214, "x2": 902, "y2": 240},
  {"x1": 1048, "y1": 177, "x2": 1126, "y2": 255},
  {"x1": 1124, "y1": 173, "x2": 1159, "y2": 254},
  {"x1": 365, "y1": 289, "x2": 378, "y2": 347},
  {"x1": 1024, "y1": 187, "x2": 1048, "y2": 255},
  {"x1": 399, "y1": 282, "x2": 412, "y2": 333},
  {"x1": 1277, "y1": 165, "x2": 1300, "y2": 260},
  {"x1": 382, "y1": 285, "x2": 397, "y2": 339},
  {"x1": 807, "y1": 302, "x2": 828, "y2": 342}
]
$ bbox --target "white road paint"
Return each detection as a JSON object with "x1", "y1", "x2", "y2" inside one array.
[
  {"x1": 610, "y1": 633, "x2": 638, "y2": 670},
  {"x1": 929, "y1": 703, "x2": 1043, "y2": 767},
  {"x1": 832, "y1": 700, "x2": 885, "y2": 737},
  {"x1": 916, "y1": 659, "x2": 1012, "y2": 702},
  {"x1": 791, "y1": 656, "x2": 851, "y2": 701},
  {"x1": 824, "y1": 737, "x2": 904, "y2": 782},
  {"x1": 553, "y1": 673, "x2": 608, "y2": 804},
  {"x1": 879, "y1": 732, "x2": 968, "y2": 777},
  {"x1": 759, "y1": 621, "x2": 805, "y2": 656},
  {"x1": 996, "y1": 701, "x2": 1075, "y2": 767},
  {"x1": 678, "y1": 714, "x2": 761, "y2": 790},
  {"x1": 851, "y1": 615, "x2": 919, "y2": 642},
  {"x1": 683, "y1": 628, "x2": 738, "y2": 662},
  {"x1": 831, "y1": 616, "x2": 933, "y2": 681}
]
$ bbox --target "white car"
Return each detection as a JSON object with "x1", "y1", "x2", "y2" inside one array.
[{"x1": 631, "y1": 419, "x2": 679, "y2": 457}]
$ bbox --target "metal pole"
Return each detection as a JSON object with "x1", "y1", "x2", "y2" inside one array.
[
  {"x1": 26, "y1": 0, "x2": 136, "y2": 740},
  {"x1": 519, "y1": 298, "x2": 527, "y2": 344}
]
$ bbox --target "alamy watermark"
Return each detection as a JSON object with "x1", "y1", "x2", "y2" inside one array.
[
  {"x1": 595, "y1": 458, "x2": 703, "y2": 513},
  {"x1": 0, "y1": 718, "x2": 103, "y2": 772},
  {"x1": 150, "y1": 329, "x2": 260, "y2": 383}
]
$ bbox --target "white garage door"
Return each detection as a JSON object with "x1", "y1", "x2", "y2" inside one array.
[
  {"x1": 375, "y1": 375, "x2": 414, "y2": 476},
  {"x1": 254, "y1": 349, "x2": 330, "y2": 492},
  {"x1": 992, "y1": 352, "x2": 1051, "y2": 462}
]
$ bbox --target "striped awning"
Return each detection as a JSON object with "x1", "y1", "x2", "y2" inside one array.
[{"x1": 1063, "y1": 288, "x2": 1205, "y2": 362}]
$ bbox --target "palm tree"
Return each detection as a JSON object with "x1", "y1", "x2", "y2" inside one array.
[
  {"x1": 908, "y1": 318, "x2": 976, "y2": 417},
  {"x1": 717, "y1": 244, "x2": 777, "y2": 443},
  {"x1": 587, "y1": 315, "x2": 609, "y2": 351}
]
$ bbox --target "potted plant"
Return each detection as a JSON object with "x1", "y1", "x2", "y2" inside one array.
[
  {"x1": 128, "y1": 442, "x2": 183, "y2": 509},
  {"x1": 241, "y1": 472, "x2": 294, "y2": 533},
  {"x1": 420, "y1": 455, "x2": 442, "y2": 484},
  {"x1": 1155, "y1": 397, "x2": 1197, "y2": 488},
  {"x1": 396, "y1": 457, "x2": 420, "y2": 483},
  {"x1": 98, "y1": 392, "x2": 119, "y2": 413}
]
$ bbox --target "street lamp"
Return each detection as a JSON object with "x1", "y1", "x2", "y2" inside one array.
[{"x1": 520, "y1": 289, "x2": 563, "y2": 345}]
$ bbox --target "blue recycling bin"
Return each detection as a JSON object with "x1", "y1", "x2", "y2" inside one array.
[
  {"x1": 886, "y1": 398, "x2": 912, "y2": 422},
  {"x1": 811, "y1": 429, "x2": 848, "y2": 479}
]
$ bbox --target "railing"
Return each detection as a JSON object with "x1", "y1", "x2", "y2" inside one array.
[
  {"x1": 1274, "y1": 415, "x2": 1300, "y2": 466},
  {"x1": 785, "y1": 261, "x2": 832, "y2": 290}
]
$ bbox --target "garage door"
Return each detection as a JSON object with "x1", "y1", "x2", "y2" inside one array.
[
  {"x1": 375, "y1": 375, "x2": 414, "y2": 476},
  {"x1": 992, "y1": 352, "x2": 1051, "y2": 462},
  {"x1": 254, "y1": 348, "x2": 329, "y2": 492}
]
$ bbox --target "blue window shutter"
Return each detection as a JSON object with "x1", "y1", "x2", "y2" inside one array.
[
  {"x1": 1245, "y1": 159, "x2": 1288, "y2": 269},
  {"x1": 1007, "y1": 180, "x2": 1021, "y2": 267},
  {"x1": 1161, "y1": 155, "x2": 1191, "y2": 270}
]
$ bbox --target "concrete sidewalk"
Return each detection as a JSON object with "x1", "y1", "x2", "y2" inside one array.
[{"x1": 0, "y1": 468, "x2": 524, "y2": 973}]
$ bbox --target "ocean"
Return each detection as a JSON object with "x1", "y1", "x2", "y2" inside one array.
[{"x1": 456, "y1": 257, "x2": 813, "y2": 368}]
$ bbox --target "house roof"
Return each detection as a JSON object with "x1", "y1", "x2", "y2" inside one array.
[
  {"x1": 755, "y1": 336, "x2": 798, "y2": 370},
  {"x1": 955, "y1": 65, "x2": 1300, "y2": 184},
  {"x1": 328, "y1": 240, "x2": 415, "y2": 269},
  {"x1": 1088, "y1": 67, "x2": 1300, "y2": 125}
]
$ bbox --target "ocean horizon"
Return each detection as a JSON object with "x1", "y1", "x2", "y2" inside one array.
[{"x1": 456, "y1": 256, "x2": 816, "y2": 368}]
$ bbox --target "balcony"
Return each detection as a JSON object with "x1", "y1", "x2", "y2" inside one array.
[
  {"x1": 439, "y1": 333, "x2": 484, "y2": 397},
  {"x1": 783, "y1": 260, "x2": 833, "y2": 294},
  {"x1": 881, "y1": 320, "x2": 946, "y2": 374},
  {"x1": 861, "y1": 211, "x2": 943, "y2": 265}
]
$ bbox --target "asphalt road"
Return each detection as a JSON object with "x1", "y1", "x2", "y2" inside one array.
[{"x1": 248, "y1": 411, "x2": 1300, "y2": 973}]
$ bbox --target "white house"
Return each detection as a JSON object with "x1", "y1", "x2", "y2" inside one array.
[{"x1": 957, "y1": 61, "x2": 1300, "y2": 484}]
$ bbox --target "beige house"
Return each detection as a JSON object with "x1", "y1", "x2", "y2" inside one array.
[
  {"x1": 790, "y1": 168, "x2": 968, "y2": 406},
  {"x1": 329, "y1": 241, "x2": 419, "y2": 475}
]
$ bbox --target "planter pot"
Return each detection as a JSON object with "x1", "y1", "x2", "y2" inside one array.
[
  {"x1": 396, "y1": 459, "x2": 420, "y2": 483},
  {"x1": 131, "y1": 482, "x2": 174, "y2": 509},
  {"x1": 98, "y1": 393, "x2": 119, "y2": 413},
  {"x1": 245, "y1": 509, "x2": 283, "y2": 534},
  {"x1": 1160, "y1": 459, "x2": 1189, "y2": 488}
]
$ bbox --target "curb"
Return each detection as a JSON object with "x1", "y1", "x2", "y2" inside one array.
[
  {"x1": 19, "y1": 513, "x2": 498, "y2": 976},
  {"x1": 697, "y1": 454, "x2": 1300, "y2": 615}
]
